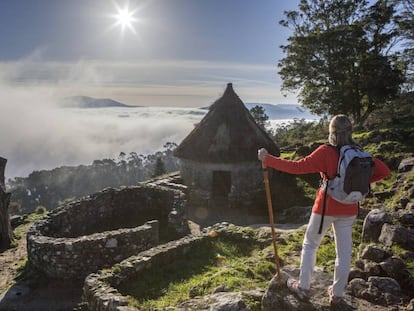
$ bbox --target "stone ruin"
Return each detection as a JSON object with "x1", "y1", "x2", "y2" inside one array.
[
  {"x1": 84, "y1": 233, "x2": 208, "y2": 311},
  {"x1": 83, "y1": 223, "x2": 267, "y2": 311},
  {"x1": 26, "y1": 184, "x2": 188, "y2": 279}
]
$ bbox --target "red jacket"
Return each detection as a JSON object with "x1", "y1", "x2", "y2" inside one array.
[{"x1": 264, "y1": 144, "x2": 391, "y2": 216}]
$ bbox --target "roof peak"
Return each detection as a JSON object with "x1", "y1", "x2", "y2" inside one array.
[{"x1": 225, "y1": 83, "x2": 234, "y2": 93}]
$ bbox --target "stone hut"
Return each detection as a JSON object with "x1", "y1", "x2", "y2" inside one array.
[{"x1": 174, "y1": 83, "x2": 279, "y2": 201}]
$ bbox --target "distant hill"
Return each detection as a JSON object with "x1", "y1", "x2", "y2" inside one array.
[
  {"x1": 244, "y1": 103, "x2": 319, "y2": 120},
  {"x1": 61, "y1": 96, "x2": 134, "y2": 108},
  {"x1": 201, "y1": 102, "x2": 318, "y2": 120}
]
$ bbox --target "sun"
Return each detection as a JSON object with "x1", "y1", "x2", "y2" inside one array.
[
  {"x1": 116, "y1": 8, "x2": 135, "y2": 31},
  {"x1": 111, "y1": 3, "x2": 138, "y2": 35}
]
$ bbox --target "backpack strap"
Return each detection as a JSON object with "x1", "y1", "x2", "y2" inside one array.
[
  {"x1": 318, "y1": 178, "x2": 329, "y2": 234},
  {"x1": 318, "y1": 144, "x2": 339, "y2": 234}
]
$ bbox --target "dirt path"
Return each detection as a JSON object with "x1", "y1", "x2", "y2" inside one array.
[
  {"x1": 0, "y1": 223, "x2": 29, "y2": 293},
  {"x1": 0, "y1": 222, "x2": 83, "y2": 311}
]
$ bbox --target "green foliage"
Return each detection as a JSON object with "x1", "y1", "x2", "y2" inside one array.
[
  {"x1": 406, "y1": 260, "x2": 414, "y2": 278},
  {"x1": 355, "y1": 125, "x2": 414, "y2": 170},
  {"x1": 392, "y1": 244, "x2": 414, "y2": 278},
  {"x1": 385, "y1": 169, "x2": 414, "y2": 210},
  {"x1": 295, "y1": 177, "x2": 319, "y2": 202},
  {"x1": 279, "y1": 0, "x2": 406, "y2": 126},
  {"x1": 395, "y1": 0, "x2": 414, "y2": 88},
  {"x1": 275, "y1": 118, "x2": 329, "y2": 150},
  {"x1": 34, "y1": 205, "x2": 47, "y2": 215},
  {"x1": 7, "y1": 144, "x2": 180, "y2": 214},
  {"x1": 151, "y1": 157, "x2": 166, "y2": 178},
  {"x1": 277, "y1": 113, "x2": 414, "y2": 170},
  {"x1": 12, "y1": 212, "x2": 45, "y2": 244},
  {"x1": 249, "y1": 105, "x2": 273, "y2": 135}
]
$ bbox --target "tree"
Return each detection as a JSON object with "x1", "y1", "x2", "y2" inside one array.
[
  {"x1": 395, "y1": 0, "x2": 414, "y2": 88},
  {"x1": 249, "y1": 105, "x2": 273, "y2": 135},
  {"x1": 279, "y1": 0, "x2": 405, "y2": 125},
  {"x1": 152, "y1": 157, "x2": 166, "y2": 178},
  {"x1": 0, "y1": 157, "x2": 12, "y2": 250}
]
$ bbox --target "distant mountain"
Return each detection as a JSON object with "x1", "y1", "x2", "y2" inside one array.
[
  {"x1": 244, "y1": 103, "x2": 318, "y2": 120},
  {"x1": 61, "y1": 96, "x2": 134, "y2": 108},
  {"x1": 202, "y1": 102, "x2": 318, "y2": 120}
]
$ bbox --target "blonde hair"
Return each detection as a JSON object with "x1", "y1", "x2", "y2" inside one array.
[{"x1": 328, "y1": 115, "x2": 356, "y2": 147}]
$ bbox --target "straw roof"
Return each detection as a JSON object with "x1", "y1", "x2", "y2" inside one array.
[{"x1": 174, "y1": 83, "x2": 279, "y2": 163}]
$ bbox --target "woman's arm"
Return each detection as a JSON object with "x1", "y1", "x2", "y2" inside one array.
[
  {"x1": 263, "y1": 145, "x2": 330, "y2": 175},
  {"x1": 370, "y1": 158, "x2": 391, "y2": 183}
]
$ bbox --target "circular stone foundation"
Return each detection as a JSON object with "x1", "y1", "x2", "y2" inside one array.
[{"x1": 27, "y1": 184, "x2": 187, "y2": 279}]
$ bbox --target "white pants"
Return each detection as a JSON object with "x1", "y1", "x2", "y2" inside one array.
[{"x1": 299, "y1": 212, "x2": 356, "y2": 297}]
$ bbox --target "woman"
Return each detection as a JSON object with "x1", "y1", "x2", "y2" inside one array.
[{"x1": 257, "y1": 115, "x2": 390, "y2": 309}]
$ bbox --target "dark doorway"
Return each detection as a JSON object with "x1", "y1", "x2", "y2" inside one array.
[{"x1": 212, "y1": 171, "x2": 232, "y2": 196}]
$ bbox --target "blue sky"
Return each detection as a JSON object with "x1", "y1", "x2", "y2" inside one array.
[{"x1": 0, "y1": 0, "x2": 300, "y2": 107}]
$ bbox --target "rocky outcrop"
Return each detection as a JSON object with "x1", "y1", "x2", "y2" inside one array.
[
  {"x1": 361, "y1": 209, "x2": 393, "y2": 242},
  {"x1": 347, "y1": 157, "x2": 414, "y2": 307},
  {"x1": 261, "y1": 265, "x2": 404, "y2": 311}
]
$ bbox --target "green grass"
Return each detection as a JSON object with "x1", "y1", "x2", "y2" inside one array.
[
  {"x1": 119, "y1": 237, "x2": 272, "y2": 309},
  {"x1": 11, "y1": 212, "x2": 46, "y2": 247},
  {"x1": 389, "y1": 169, "x2": 414, "y2": 208},
  {"x1": 406, "y1": 260, "x2": 414, "y2": 278},
  {"x1": 295, "y1": 177, "x2": 318, "y2": 202},
  {"x1": 277, "y1": 227, "x2": 305, "y2": 266},
  {"x1": 280, "y1": 151, "x2": 296, "y2": 159},
  {"x1": 366, "y1": 169, "x2": 414, "y2": 211}
]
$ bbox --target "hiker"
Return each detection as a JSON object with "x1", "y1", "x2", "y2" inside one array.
[{"x1": 257, "y1": 114, "x2": 390, "y2": 309}]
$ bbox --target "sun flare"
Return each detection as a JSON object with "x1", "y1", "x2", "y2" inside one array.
[
  {"x1": 112, "y1": 4, "x2": 138, "y2": 35},
  {"x1": 116, "y1": 8, "x2": 133, "y2": 28}
]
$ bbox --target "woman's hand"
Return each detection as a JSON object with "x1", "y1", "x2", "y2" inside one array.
[{"x1": 258, "y1": 148, "x2": 268, "y2": 161}]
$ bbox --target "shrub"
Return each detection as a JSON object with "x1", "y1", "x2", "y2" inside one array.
[{"x1": 34, "y1": 205, "x2": 47, "y2": 215}]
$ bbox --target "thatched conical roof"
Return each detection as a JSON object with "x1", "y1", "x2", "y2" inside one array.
[{"x1": 174, "y1": 83, "x2": 279, "y2": 163}]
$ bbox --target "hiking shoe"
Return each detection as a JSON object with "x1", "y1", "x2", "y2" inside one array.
[
  {"x1": 328, "y1": 286, "x2": 353, "y2": 311},
  {"x1": 287, "y1": 278, "x2": 310, "y2": 301}
]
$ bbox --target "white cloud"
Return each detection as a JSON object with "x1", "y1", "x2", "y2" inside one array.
[
  {"x1": 0, "y1": 58, "x2": 298, "y2": 179},
  {"x1": 0, "y1": 86, "x2": 204, "y2": 178},
  {"x1": 0, "y1": 58, "x2": 297, "y2": 107}
]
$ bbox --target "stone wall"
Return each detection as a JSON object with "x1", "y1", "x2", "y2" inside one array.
[
  {"x1": 27, "y1": 184, "x2": 188, "y2": 279},
  {"x1": 82, "y1": 223, "x2": 264, "y2": 311},
  {"x1": 83, "y1": 234, "x2": 206, "y2": 311}
]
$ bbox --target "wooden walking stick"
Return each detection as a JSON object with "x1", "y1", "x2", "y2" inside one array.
[{"x1": 262, "y1": 161, "x2": 283, "y2": 284}]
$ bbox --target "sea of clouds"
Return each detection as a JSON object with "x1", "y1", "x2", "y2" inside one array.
[{"x1": 0, "y1": 84, "x2": 317, "y2": 180}]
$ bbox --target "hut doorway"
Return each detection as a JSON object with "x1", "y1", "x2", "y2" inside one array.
[{"x1": 212, "y1": 171, "x2": 232, "y2": 197}]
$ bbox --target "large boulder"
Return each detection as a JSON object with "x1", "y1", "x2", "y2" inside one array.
[
  {"x1": 362, "y1": 209, "x2": 393, "y2": 242},
  {"x1": 359, "y1": 244, "x2": 391, "y2": 263},
  {"x1": 398, "y1": 157, "x2": 414, "y2": 173},
  {"x1": 379, "y1": 223, "x2": 414, "y2": 251}
]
